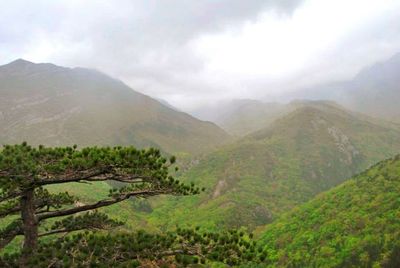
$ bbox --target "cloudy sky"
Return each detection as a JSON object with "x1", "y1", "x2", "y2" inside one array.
[{"x1": 1, "y1": 0, "x2": 400, "y2": 110}]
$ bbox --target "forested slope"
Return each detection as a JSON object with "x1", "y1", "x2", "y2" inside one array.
[
  {"x1": 259, "y1": 155, "x2": 400, "y2": 267},
  {"x1": 137, "y1": 102, "x2": 400, "y2": 230}
]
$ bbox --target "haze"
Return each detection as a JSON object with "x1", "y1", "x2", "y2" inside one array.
[{"x1": 1, "y1": 0, "x2": 400, "y2": 110}]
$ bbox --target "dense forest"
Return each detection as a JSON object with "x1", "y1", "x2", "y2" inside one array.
[{"x1": 259, "y1": 155, "x2": 400, "y2": 267}]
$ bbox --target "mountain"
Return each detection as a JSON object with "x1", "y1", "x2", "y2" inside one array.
[
  {"x1": 286, "y1": 52, "x2": 400, "y2": 123},
  {"x1": 259, "y1": 155, "x2": 400, "y2": 267},
  {"x1": 139, "y1": 101, "x2": 400, "y2": 230},
  {"x1": 0, "y1": 59, "x2": 229, "y2": 154},
  {"x1": 190, "y1": 52, "x2": 400, "y2": 137},
  {"x1": 154, "y1": 98, "x2": 181, "y2": 112},
  {"x1": 344, "y1": 52, "x2": 400, "y2": 122},
  {"x1": 190, "y1": 99, "x2": 291, "y2": 136}
]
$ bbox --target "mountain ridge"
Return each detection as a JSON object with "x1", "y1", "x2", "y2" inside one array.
[
  {"x1": 0, "y1": 59, "x2": 230, "y2": 154},
  {"x1": 282, "y1": 52, "x2": 400, "y2": 123},
  {"x1": 136, "y1": 101, "x2": 400, "y2": 230}
]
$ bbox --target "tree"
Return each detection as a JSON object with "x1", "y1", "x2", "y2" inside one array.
[
  {"x1": 0, "y1": 143, "x2": 201, "y2": 265},
  {"x1": 1, "y1": 228, "x2": 264, "y2": 267}
]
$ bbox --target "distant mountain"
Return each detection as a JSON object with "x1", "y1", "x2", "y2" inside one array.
[
  {"x1": 141, "y1": 101, "x2": 400, "y2": 230},
  {"x1": 259, "y1": 155, "x2": 400, "y2": 267},
  {"x1": 190, "y1": 99, "x2": 291, "y2": 136},
  {"x1": 183, "y1": 54, "x2": 400, "y2": 135},
  {"x1": 0, "y1": 59, "x2": 229, "y2": 154},
  {"x1": 344, "y1": 52, "x2": 400, "y2": 122},
  {"x1": 286, "y1": 52, "x2": 400, "y2": 123},
  {"x1": 189, "y1": 99, "x2": 363, "y2": 137}
]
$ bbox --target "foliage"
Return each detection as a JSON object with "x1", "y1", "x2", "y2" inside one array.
[
  {"x1": 0, "y1": 228, "x2": 264, "y2": 267},
  {"x1": 257, "y1": 155, "x2": 400, "y2": 267},
  {"x1": 0, "y1": 143, "x2": 201, "y2": 262}
]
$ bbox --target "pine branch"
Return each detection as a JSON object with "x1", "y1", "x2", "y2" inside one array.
[
  {"x1": 37, "y1": 228, "x2": 72, "y2": 238},
  {"x1": 39, "y1": 212, "x2": 123, "y2": 237},
  {"x1": 1, "y1": 189, "x2": 75, "y2": 218},
  {"x1": 0, "y1": 191, "x2": 24, "y2": 203},
  {"x1": 0, "y1": 205, "x2": 20, "y2": 218},
  {"x1": 37, "y1": 189, "x2": 169, "y2": 222},
  {"x1": 35, "y1": 169, "x2": 109, "y2": 185},
  {"x1": 36, "y1": 173, "x2": 151, "y2": 186},
  {"x1": 0, "y1": 220, "x2": 22, "y2": 250}
]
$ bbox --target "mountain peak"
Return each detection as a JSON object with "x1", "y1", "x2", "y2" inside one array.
[
  {"x1": 0, "y1": 59, "x2": 229, "y2": 154},
  {"x1": 5, "y1": 58, "x2": 34, "y2": 67},
  {"x1": 0, "y1": 58, "x2": 38, "y2": 72},
  {"x1": 0, "y1": 58, "x2": 72, "y2": 77},
  {"x1": 0, "y1": 59, "x2": 37, "y2": 75},
  {"x1": 12, "y1": 58, "x2": 33, "y2": 63}
]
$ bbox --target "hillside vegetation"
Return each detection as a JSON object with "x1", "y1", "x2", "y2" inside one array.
[
  {"x1": 138, "y1": 101, "x2": 400, "y2": 230},
  {"x1": 259, "y1": 155, "x2": 400, "y2": 267}
]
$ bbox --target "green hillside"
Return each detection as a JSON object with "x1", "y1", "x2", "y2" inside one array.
[
  {"x1": 0, "y1": 59, "x2": 229, "y2": 155},
  {"x1": 138, "y1": 102, "x2": 400, "y2": 230},
  {"x1": 258, "y1": 155, "x2": 400, "y2": 267}
]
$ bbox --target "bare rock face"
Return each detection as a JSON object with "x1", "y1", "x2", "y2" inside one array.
[
  {"x1": 212, "y1": 179, "x2": 228, "y2": 198},
  {"x1": 327, "y1": 126, "x2": 360, "y2": 164}
]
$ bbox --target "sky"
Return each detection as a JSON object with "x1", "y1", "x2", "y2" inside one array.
[{"x1": 1, "y1": 0, "x2": 400, "y2": 110}]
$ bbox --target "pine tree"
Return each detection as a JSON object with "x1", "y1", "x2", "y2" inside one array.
[
  {"x1": 1, "y1": 227, "x2": 264, "y2": 267},
  {"x1": 0, "y1": 143, "x2": 201, "y2": 265}
]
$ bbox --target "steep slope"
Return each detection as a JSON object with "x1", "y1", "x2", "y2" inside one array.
[
  {"x1": 0, "y1": 59, "x2": 229, "y2": 154},
  {"x1": 259, "y1": 155, "x2": 400, "y2": 267},
  {"x1": 139, "y1": 102, "x2": 400, "y2": 230}
]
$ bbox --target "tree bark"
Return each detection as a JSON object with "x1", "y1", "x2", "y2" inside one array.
[{"x1": 20, "y1": 188, "x2": 38, "y2": 266}]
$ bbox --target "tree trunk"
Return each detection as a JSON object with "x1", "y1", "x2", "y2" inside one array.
[{"x1": 20, "y1": 188, "x2": 38, "y2": 266}]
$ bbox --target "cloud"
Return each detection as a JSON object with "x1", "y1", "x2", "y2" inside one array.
[
  {"x1": 1, "y1": 0, "x2": 400, "y2": 110},
  {"x1": 0, "y1": 0, "x2": 302, "y2": 101}
]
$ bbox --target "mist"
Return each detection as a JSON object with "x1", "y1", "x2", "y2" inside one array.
[{"x1": 1, "y1": 0, "x2": 400, "y2": 111}]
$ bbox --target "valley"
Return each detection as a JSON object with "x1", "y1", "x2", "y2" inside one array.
[{"x1": 137, "y1": 101, "x2": 400, "y2": 230}]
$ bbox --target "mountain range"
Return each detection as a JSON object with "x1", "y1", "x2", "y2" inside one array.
[
  {"x1": 190, "y1": 52, "x2": 400, "y2": 136},
  {"x1": 0, "y1": 59, "x2": 229, "y2": 155},
  {"x1": 284, "y1": 52, "x2": 400, "y2": 123}
]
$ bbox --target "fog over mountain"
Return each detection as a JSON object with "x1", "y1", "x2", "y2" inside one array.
[
  {"x1": 2, "y1": 0, "x2": 400, "y2": 110},
  {"x1": 191, "y1": 52, "x2": 400, "y2": 133},
  {"x1": 0, "y1": 59, "x2": 229, "y2": 154}
]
